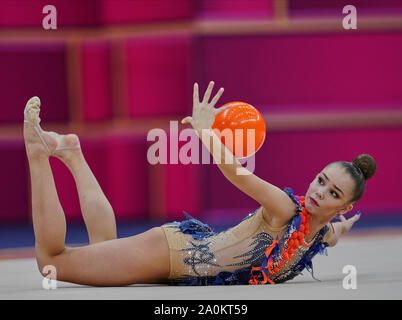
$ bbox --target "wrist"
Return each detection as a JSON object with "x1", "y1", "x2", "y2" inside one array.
[{"x1": 194, "y1": 127, "x2": 214, "y2": 137}]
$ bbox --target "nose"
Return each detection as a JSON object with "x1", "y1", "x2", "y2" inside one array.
[{"x1": 316, "y1": 191, "x2": 324, "y2": 200}]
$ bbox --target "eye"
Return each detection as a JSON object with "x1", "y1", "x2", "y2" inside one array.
[
  {"x1": 318, "y1": 176, "x2": 339, "y2": 198},
  {"x1": 331, "y1": 191, "x2": 339, "y2": 198}
]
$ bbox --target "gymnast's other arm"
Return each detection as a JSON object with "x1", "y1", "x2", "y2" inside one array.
[
  {"x1": 181, "y1": 81, "x2": 296, "y2": 228},
  {"x1": 324, "y1": 213, "x2": 361, "y2": 247}
]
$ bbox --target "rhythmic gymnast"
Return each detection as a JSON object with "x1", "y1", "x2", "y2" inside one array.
[{"x1": 23, "y1": 81, "x2": 376, "y2": 286}]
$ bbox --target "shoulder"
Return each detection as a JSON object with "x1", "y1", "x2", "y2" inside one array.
[{"x1": 262, "y1": 187, "x2": 300, "y2": 229}]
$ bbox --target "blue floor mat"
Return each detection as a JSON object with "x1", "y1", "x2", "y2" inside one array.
[
  {"x1": 1, "y1": 214, "x2": 402, "y2": 250},
  {"x1": 0, "y1": 220, "x2": 155, "y2": 249}
]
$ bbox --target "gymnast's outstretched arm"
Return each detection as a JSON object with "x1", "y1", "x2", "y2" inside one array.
[{"x1": 181, "y1": 81, "x2": 296, "y2": 227}]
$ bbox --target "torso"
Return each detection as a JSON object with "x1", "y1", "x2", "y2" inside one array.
[
  {"x1": 162, "y1": 207, "x2": 286, "y2": 280},
  {"x1": 162, "y1": 189, "x2": 331, "y2": 285},
  {"x1": 163, "y1": 206, "x2": 327, "y2": 282}
]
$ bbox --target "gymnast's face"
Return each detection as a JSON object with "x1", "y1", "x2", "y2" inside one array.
[{"x1": 305, "y1": 164, "x2": 354, "y2": 221}]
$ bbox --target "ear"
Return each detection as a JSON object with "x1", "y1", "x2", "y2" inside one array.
[{"x1": 338, "y1": 203, "x2": 354, "y2": 216}]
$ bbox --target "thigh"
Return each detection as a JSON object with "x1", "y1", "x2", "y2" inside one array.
[{"x1": 49, "y1": 227, "x2": 170, "y2": 286}]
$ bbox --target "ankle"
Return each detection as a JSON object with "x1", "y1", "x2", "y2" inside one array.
[
  {"x1": 27, "y1": 152, "x2": 50, "y2": 163},
  {"x1": 61, "y1": 150, "x2": 85, "y2": 170},
  {"x1": 25, "y1": 144, "x2": 50, "y2": 161},
  {"x1": 54, "y1": 137, "x2": 82, "y2": 161}
]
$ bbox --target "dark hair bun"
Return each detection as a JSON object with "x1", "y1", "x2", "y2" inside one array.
[{"x1": 353, "y1": 154, "x2": 376, "y2": 180}]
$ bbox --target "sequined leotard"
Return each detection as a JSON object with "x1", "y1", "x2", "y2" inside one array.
[{"x1": 161, "y1": 187, "x2": 330, "y2": 285}]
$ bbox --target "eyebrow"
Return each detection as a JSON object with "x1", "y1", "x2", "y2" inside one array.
[{"x1": 321, "y1": 172, "x2": 344, "y2": 196}]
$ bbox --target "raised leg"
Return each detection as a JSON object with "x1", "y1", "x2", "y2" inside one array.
[
  {"x1": 54, "y1": 145, "x2": 117, "y2": 244},
  {"x1": 24, "y1": 121, "x2": 67, "y2": 257}
]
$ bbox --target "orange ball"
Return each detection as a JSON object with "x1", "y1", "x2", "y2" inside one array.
[{"x1": 212, "y1": 102, "x2": 266, "y2": 158}]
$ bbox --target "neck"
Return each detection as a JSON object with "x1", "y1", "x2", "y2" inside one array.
[{"x1": 305, "y1": 210, "x2": 326, "y2": 243}]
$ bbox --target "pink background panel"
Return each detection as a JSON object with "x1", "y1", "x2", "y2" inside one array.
[
  {"x1": 289, "y1": 0, "x2": 402, "y2": 17},
  {"x1": 199, "y1": 32, "x2": 402, "y2": 111},
  {"x1": 147, "y1": 129, "x2": 203, "y2": 221},
  {"x1": 81, "y1": 41, "x2": 113, "y2": 122},
  {"x1": 100, "y1": 0, "x2": 193, "y2": 24},
  {"x1": 0, "y1": 43, "x2": 69, "y2": 124},
  {"x1": 195, "y1": 0, "x2": 274, "y2": 19},
  {"x1": 0, "y1": 140, "x2": 29, "y2": 223},
  {"x1": 126, "y1": 37, "x2": 192, "y2": 118},
  {"x1": 163, "y1": 161, "x2": 202, "y2": 221},
  {"x1": 0, "y1": 0, "x2": 100, "y2": 27}
]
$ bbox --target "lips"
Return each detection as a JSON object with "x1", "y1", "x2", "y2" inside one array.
[{"x1": 310, "y1": 197, "x2": 319, "y2": 207}]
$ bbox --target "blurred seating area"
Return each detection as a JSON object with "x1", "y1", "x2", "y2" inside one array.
[{"x1": 0, "y1": 0, "x2": 402, "y2": 228}]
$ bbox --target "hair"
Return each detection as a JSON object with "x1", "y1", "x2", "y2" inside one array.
[{"x1": 328, "y1": 154, "x2": 376, "y2": 204}]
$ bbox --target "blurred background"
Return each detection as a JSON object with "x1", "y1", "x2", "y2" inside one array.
[{"x1": 1, "y1": 0, "x2": 402, "y2": 256}]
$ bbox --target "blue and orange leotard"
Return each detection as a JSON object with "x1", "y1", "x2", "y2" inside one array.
[{"x1": 161, "y1": 187, "x2": 330, "y2": 286}]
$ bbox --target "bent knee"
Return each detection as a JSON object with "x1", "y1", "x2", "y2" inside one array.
[{"x1": 35, "y1": 247, "x2": 66, "y2": 278}]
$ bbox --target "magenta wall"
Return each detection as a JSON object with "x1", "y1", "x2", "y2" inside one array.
[
  {"x1": 199, "y1": 32, "x2": 402, "y2": 111},
  {"x1": 0, "y1": 43, "x2": 69, "y2": 124},
  {"x1": 0, "y1": 0, "x2": 193, "y2": 27},
  {"x1": 126, "y1": 36, "x2": 193, "y2": 117},
  {"x1": 100, "y1": 0, "x2": 193, "y2": 24},
  {"x1": 0, "y1": 140, "x2": 29, "y2": 223},
  {"x1": 195, "y1": 0, "x2": 274, "y2": 19},
  {"x1": 289, "y1": 0, "x2": 402, "y2": 17},
  {"x1": 1, "y1": 0, "x2": 401, "y2": 28},
  {"x1": 0, "y1": 0, "x2": 100, "y2": 28},
  {"x1": 81, "y1": 42, "x2": 113, "y2": 122},
  {"x1": 0, "y1": 0, "x2": 276, "y2": 27}
]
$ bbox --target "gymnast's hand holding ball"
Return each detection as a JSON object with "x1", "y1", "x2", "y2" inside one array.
[
  {"x1": 180, "y1": 81, "x2": 234, "y2": 165},
  {"x1": 181, "y1": 81, "x2": 267, "y2": 160},
  {"x1": 181, "y1": 81, "x2": 228, "y2": 132}
]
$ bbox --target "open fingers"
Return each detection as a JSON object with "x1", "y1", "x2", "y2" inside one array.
[
  {"x1": 202, "y1": 81, "x2": 215, "y2": 104},
  {"x1": 352, "y1": 212, "x2": 361, "y2": 222},
  {"x1": 210, "y1": 87, "x2": 225, "y2": 108},
  {"x1": 193, "y1": 83, "x2": 199, "y2": 105},
  {"x1": 214, "y1": 102, "x2": 232, "y2": 117},
  {"x1": 338, "y1": 215, "x2": 346, "y2": 222},
  {"x1": 346, "y1": 212, "x2": 360, "y2": 223}
]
